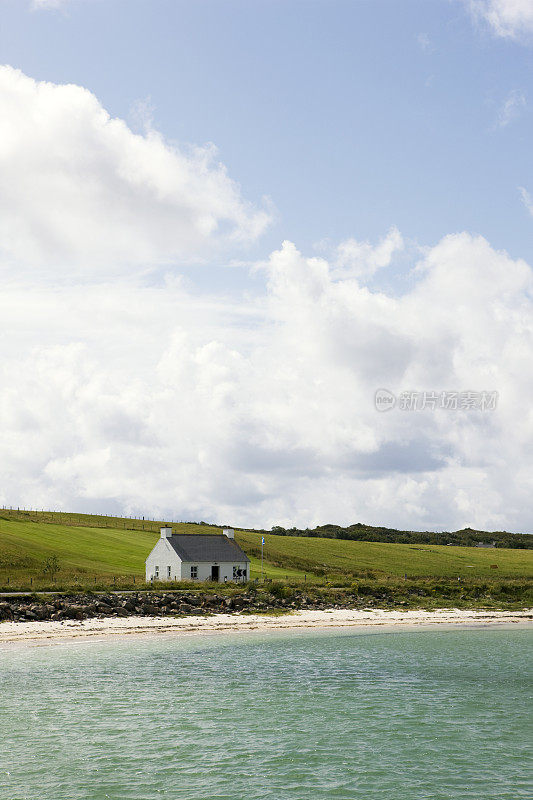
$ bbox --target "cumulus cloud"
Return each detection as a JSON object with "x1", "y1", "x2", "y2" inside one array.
[
  {"x1": 333, "y1": 227, "x2": 404, "y2": 279},
  {"x1": 469, "y1": 0, "x2": 533, "y2": 39},
  {"x1": 0, "y1": 67, "x2": 531, "y2": 533},
  {"x1": 1, "y1": 232, "x2": 532, "y2": 532},
  {"x1": 0, "y1": 66, "x2": 270, "y2": 278}
]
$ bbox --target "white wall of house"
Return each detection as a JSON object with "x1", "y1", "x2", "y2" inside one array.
[
  {"x1": 145, "y1": 538, "x2": 182, "y2": 582},
  {"x1": 180, "y1": 561, "x2": 249, "y2": 583},
  {"x1": 145, "y1": 540, "x2": 249, "y2": 583}
]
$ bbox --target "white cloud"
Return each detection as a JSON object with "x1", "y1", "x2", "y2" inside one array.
[
  {"x1": 0, "y1": 67, "x2": 531, "y2": 533},
  {"x1": 469, "y1": 0, "x2": 533, "y2": 39},
  {"x1": 0, "y1": 66, "x2": 270, "y2": 278},
  {"x1": 497, "y1": 89, "x2": 526, "y2": 126},
  {"x1": 519, "y1": 186, "x2": 533, "y2": 215},
  {"x1": 333, "y1": 227, "x2": 404, "y2": 279},
  {"x1": 417, "y1": 33, "x2": 433, "y2": 52},
  {"x1": 1, "y1": 232, "x2": 532, "y2": 532},
  {"x1": 31, "y1": 0, "x2": 74, "y2": 8},
  {"x1": 129, "y1": 96, "x2": 156, "y2": 135}
]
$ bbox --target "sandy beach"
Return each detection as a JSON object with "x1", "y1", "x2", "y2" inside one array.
[{"x1": 0, "y1": 607, "x2": 531, "y2": 644}]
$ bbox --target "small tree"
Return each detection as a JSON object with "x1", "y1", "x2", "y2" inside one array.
[{"x1": 43, "y1": 555, "x2": 60, "y2": 580}]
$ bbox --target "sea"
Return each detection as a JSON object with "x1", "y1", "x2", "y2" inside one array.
[{"x1": 0, "y1": 625, "x2": 531, "y2": 800}]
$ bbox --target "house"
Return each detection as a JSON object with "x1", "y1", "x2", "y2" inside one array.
[
  {"x1": 145, "y1": 526, "x2": 250, "y2": 583},
  {"x1": 476, "y1": 541, "x2": 496, "y2": 548}
]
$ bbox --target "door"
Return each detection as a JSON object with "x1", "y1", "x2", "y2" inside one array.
[{"x1": 211, "y1": 565, "x2": 220, "y2": 582}]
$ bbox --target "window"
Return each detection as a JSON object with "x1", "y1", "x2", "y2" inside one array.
[
  {"x1": 154, "y1": 565, "x2": 159, "y2": 578},
  {"x1": 190, "y1": 565, "x2": 198, "y2": 579},
  {"x1": 167, "y1": 566, "x2": 171, "y2": 578}
]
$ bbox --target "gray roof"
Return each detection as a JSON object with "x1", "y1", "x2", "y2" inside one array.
[{"x1": 167, "y1": 534, "x2": 250, "y2": 563}]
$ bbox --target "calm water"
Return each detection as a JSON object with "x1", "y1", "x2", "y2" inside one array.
[{"x1": 0, "y1": 626, "x2": 531, "y2": 800}]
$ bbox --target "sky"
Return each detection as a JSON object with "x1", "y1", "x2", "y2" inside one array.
[{"x1": 0, "y1": 0, "x2": 532, "y2": 532}]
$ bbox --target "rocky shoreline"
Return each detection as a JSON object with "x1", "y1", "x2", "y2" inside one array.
[
  {"x1": 0, "y1": 590, "x2": 344, "y2": 623},
  {"x1": 1, "y1": 589, "x2": 531, "y2": 626}
]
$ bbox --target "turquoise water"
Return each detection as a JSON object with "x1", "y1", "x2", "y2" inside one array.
[{"x1": 0, "y1": 626, "x2": 531, "y2": 800}]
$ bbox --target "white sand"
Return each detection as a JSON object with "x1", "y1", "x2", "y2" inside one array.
[{"x1": 0, "y1": 608, "x2": 531, "y2": 644}]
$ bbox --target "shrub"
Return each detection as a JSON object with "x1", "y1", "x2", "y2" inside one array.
[
  {"x1": 42, "y1": 555, "x2": 60, "y2": 580},
  {"x1": 268, "y1": 582, "x2": 294, "y2": 600}
]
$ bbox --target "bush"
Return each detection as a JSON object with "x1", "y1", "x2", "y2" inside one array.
[
  {"x1": 268, "y1": 582, "x2": 294, "y2": 600},
  {"x1": 42, "y1": 555, "x2": 60, "y2": 579}
]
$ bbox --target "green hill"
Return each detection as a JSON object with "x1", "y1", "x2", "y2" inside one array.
[
  {"x1": 265, "y1": 522, "x2": 532, "y2": 548},
  {"x1": 238, "y1": 531, "x2": 533, "y2": 579},
  {"x1": 0, "y1": 512, "x2": 306, "y2": 588},
  {"x1": 0, "y1": 509, "x2": 531, "y2": 591}
]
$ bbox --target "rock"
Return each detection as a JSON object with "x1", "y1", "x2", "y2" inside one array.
[
  {"x1": 61, "y1": 606, "x2": 85, "y2": 620},
  {"x1": 28, "y1": 605, "x2": 48, "y2": 621},
  {"x1": 101, "y1": 595, "x2": 118, "y2": 607}
]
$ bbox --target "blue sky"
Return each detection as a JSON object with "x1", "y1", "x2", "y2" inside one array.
[
  {"x1": 0, "y1": 0, "x2": 532, "y2": 531},
  {"x1": 2, "y1": 0, "x2": 532, "y2": 265}
]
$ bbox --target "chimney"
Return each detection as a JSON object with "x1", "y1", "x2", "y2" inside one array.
[
  {"x1": 160, "y1": 526, "x2": 173, "y2": 538},
  {"x1": 223, "y1": 528, "x2": 234, "y2": 539}
]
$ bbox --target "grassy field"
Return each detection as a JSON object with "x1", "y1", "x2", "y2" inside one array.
[
  {"x1": 240, "y1": 532, "x2": 533, "y2": 579},
  {"x1": 0, "y1": 513, "x2": 308, "y2": 589},
  {"x1": 0, "y1": 509, "x2": 531, "y2": 591}
]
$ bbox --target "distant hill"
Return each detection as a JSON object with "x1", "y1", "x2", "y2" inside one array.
[
  {"x1": 262, "y1": 523, "x2": 533, "y2": 549},
  {"x1": 1, "y1": 507, "x2": 531, "y2": 555}
]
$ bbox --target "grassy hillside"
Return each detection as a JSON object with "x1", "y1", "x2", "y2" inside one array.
[
  {"x1": 0, "y1": 515, "x2": 307, "y2": 588},
  {"x1": 240, "y1": 532, "x2": 533, "y2": 579},
  {"x1": 0, "y1": 509, "x2": 532, "y2": 591}
]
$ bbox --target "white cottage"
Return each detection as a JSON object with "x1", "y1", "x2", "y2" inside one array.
[{"x1": 145, "y1": 527, "x2": 250, "y2": 583}]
